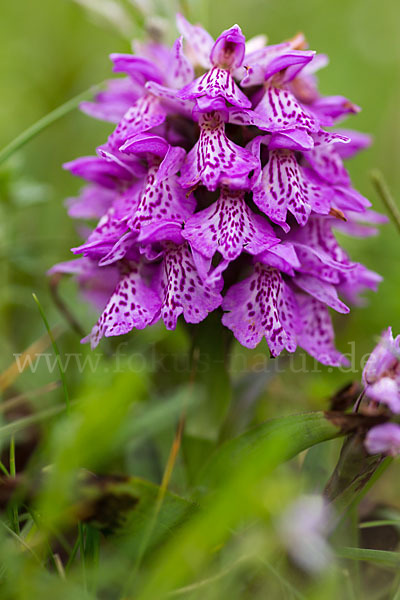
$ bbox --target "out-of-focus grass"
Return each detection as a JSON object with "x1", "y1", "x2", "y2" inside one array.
[
  {"x1": 0, "y1": 0, "x2": 400, "y2": 598},
  {"x1": 1, "y1": 0, "x2": 399, "y2": 395}
]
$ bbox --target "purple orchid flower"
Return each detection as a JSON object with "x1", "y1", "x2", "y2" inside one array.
[
  {"x1": 362, "y1": 327, "x2": 400, "y2": 413},
  {"x1": 361, "y1": 329, "x2": 400, "y2": 457},
  {"x1": 52, "y1": 15, "x2": 383, "y2": 365},
  {"x1": 365, "y1": 423, "x2": 400, "y2": 457}
]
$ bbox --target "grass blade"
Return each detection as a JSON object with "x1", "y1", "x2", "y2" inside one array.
[
  {"x1": 0, "y1": 83, "x2": 105, "y2": 166},
  {"x1": 336, "y1": 547, "x2": 400, "y2": 567},
  {"x1": 371, "y1": 169, "x2": 400, "y2": 234},
  {"x1": 32, "y1": 293, "x2": 70, "y2": 413}
]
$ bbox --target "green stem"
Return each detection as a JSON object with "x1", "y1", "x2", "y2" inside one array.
[
  {"x1": 66, "y1": 535, "x2": 81, "y2": 572},
  {"x1": 32, "y1": 293, "x2": 70, "y2": 413},
  {"x1": 9, "y1": 435, "x2": 19, "y2": 535},
  {"x1": 391, "y1": 572, "x2": 400, "y2": 600},
  {"x1": 0, "y1": 83, "x2": 105, "y2": 167},
  {"x1": 79, "y1": 522, "x2": 87, "y2": 591},
  {"x1": 371, "y1": 169, "x2": 400, "y2": 235},
  {"x1": 0, "y1": 461, "x2": 10, "y2": 477}
]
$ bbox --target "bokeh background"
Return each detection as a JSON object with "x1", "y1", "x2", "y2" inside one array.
[
  {"x1": 0, "y1": 1, "x2": 400, "y2": 597},
  {"x1": 1, "y1": 0, "x2": 399, "y2": 399}
]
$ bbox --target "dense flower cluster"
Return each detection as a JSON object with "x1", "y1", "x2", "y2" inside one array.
[
  {"x1": 51, "y1": 15, "x2": 384, "y2": 365},
  {"x1": 364, "y1": 328, "x2": 400, "y2": 456}
]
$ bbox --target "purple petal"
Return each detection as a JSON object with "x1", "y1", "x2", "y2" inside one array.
[
  {"x1": 290, "y1": 217, "x2": 354, "y2": 283},
  {"x1": 252, "y1": 150, "x2": 327, "y2": 228},
  {"x1": 66, "y1": 185, "x2": 115, "y2": 219},
  {"x1": 332, "y1": 210, "x2": 387, "y2": 238},
  {"x1": 339, "y1": 264, "x2": 382, "y2": 305},
  {"x1": 176, "y1": 13, "x2": 214, "y2": 69},
  {"x1": 254, "y1": 87, "x2": 322, "y2": 133},
  {"x1": 300, "y1": 167, "x2": 332, "y2": 215},
  {"x1": 130, "y1": 165, "x2": 195, "y2": 234},
  {"x1": 178, "y1": 67, "x2": 251, "y2": 109},
  {"x1": 228, "y1": 107, "x2": 272, "y2": 128},
  {"x1": 96, "y1": 146, "x2": 147, "y2": 179},
  {"x1": 132, "y1": 40, "x2": 174, "y2": 74},
  {"x1": 72, "y1": 218, "x2": 129, "y2": 260},
  {"x1": 160, "y1": 243, "x2": 223, "y2": 329},
  {"x1": 156, "y1": 146, "x2": 186, "y2": 182},
  {"x1": 366, "y1": 378, "x2": 400, "y2": 413},
  {"x1": 72, "y1": 183, "x2": 141, "y2": 259},
  {"x1": 98, "y1": 232, "x2": 139, "y2": 266},
  {"x1": 334, "y1": 129, "x2": 372, "y2": 159},
  {"x1": 180, "y1": 110, "x2": 259, "y2": 191},
  {"x1": 107, "y1": 95, "x2": 166, "y2": 151},
  {"x1": 210, "y1": 25, "x2": 246, "y2": 70},
  {"x1": 205, "y1": 259, "x2": 230, "y2": 288},
  {"x1": 110, "y1": 53, "x2": 163, "y2": 85},
  {"x1": 63, "y1": 156, "x2": 134, "y2": 189},
  {"x1": 312, "y1": 131, "x2": 351, "y2": 147},
  {"x1": 222, "y1": 264, "x2": 299, "y2": 354},
  {"x1": 82, "y1": 265, "x2": 162, "y2": 349},
  {"x1": 310, "y1": 96, "x2": 360, "y2": 122},
  {"x1": 49, "y1": 258, "x2": 120, "y2": 311},
  {"x1": 240, "y1": 41, "x2": 295, "y2": 87},
  {"x1": 303, "y1": 139, "x2": 350, "y2": 187},
  {"x1": 167, "y1": 36, "x2": 195, "y2": 89},
  {"x1": 332, "y1": 185, "x2": 371, "y2": 212},
  {"x1": 144, "y1": 81, "x2": 195, "y2": 116},
  {"x1": 138, "y1": 220, "x2": 185, "y2": 245},
  {"x1": 239, "y1": 63, "x2": 267, "y2": 88},
  {"x1": 269, "y1": 129, "x2": 314, "y2": 152},
  {"x1": 302, "y1": 53, "x2": 329, "y2": 75},
  {"x1": 257, "y1": 242, "x2": 301, "y2": 275},
  {"x1": 363, "y1": 327, "x2": 400, "y2": 385},
  {"x1": 296, "y1": 295, "x2": 349, "y2": 366},
  {"x1": 120, "y1": 133, "x2": 169, "y2": 158},
  {"x1": 80, "y1": 78, "x2": 141, "y2": 124},
  {"x1": 263, "y1": 50, "x2": 315, "y2": 83},
  {"x1": 182, "y1": 188, "x2": 280, "y2": 261},
  {"x1": 365, "y1": 424, "x2": 400, "y2": 456},
  {"x1": 48, "y1": 257, "x2": 95, "y2": 277},
  {"x1": 293, "y1": 273, "x2": 349, "y2": 314}
]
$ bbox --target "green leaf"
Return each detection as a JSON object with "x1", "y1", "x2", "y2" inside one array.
[
  {"x1": 76, "y1": 475, "x2": 196, "y2": 551},
  {"x1": 197, "y1": 411, "x2": 343, "y2": 491},
  {"x1": 324, "y1": 432, "x2": 392, "y2": 516},
  {"x1": 35, "y1": 371, "x2": 203, "y2": 531},
  {"x1": 359, "y1": 520, "x2": 400, "y2": 529},
  {"x1": 133, "y1": 412, "x2": 346, "y2": 599},
  {"x1": 184, "y1": 313, "x2": 232, "y2": 441},
  {"x1": 336, "y1": 546, "x2": 400, "y2": 567}
]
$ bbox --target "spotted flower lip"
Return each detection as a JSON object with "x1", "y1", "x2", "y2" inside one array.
[
  {"x1": 179, "y1": 110, "x2": 259, "y2": 191},
  {"x1": 177, "y1": 64, "x2": 251, "y2": 109},
  {"x1": 52, "y1": 15, "x2": 383, "y2": 365},
  {"x1": 182, "y1": 188, "x2": 280, "y2": 261}
]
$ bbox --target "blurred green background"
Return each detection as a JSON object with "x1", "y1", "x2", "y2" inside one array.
[{"x1": 1, "y1": 0, "x2": 399, "y2": 400}]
